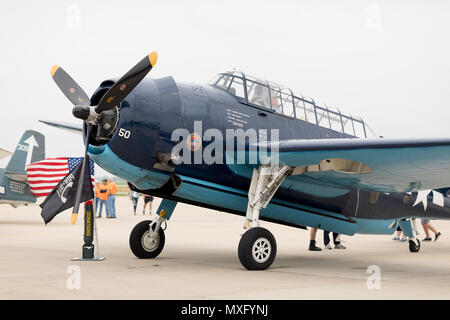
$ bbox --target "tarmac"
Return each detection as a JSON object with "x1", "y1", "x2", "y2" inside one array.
[{"x1": 1, "y1": 196, "x2": 450, "y2": 300}]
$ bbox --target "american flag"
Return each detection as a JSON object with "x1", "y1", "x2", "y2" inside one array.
[{"x1": 26, "y1": 157, "x2": 95, "y2": 197}]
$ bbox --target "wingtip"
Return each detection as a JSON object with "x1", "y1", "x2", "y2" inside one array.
[
  {"x1": 50, "y1": 65, "x2": 59, "y2": 77},
  {"x1": 148, "y1": 52, "x2": 158, "y2": 67}
]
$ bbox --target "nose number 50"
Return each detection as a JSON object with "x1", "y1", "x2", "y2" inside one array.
[{"x1": 118, "y1": 128, "x2": 131, "y2": 139}]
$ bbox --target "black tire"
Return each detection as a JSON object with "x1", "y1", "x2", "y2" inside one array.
[
  {"x1": 238, "y1": 227, "x2": 277, "y2": 270},
  {"x1": 129, "y1": 220, "x2": 165, "y2": 259},
  {"x1": 409, "y1": 239, "x2": 421, "y2": 253}
]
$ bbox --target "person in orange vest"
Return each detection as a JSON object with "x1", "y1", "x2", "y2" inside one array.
[
  {"x1": 94, "y1": 182, "x2": 101, "y2": 216},
  {"x1": 107, "y1": 179, "x2": 118, "y2": 218},
  {"x1": 97, "y1": 179, "x2": 109, "y2": 218}
]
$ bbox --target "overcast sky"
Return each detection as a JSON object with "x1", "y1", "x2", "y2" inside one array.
[{"x1": 1, "y1": 0, "x2": 449, "y2": 176}]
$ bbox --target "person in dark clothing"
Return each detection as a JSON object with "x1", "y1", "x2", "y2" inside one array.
[
  {"x1": 309, "y1": 227, "x2": 322, "y2": 251},
  {"x1": 323, "y1": 231, "x2": 346, "y2": 249},
  {"x1": 143, "y1": 194, "x2": 153, "y2": 215}
]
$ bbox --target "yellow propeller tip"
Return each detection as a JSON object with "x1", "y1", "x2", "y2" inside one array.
[
  {"x1": 148, "y1": 52, "x2": 158, "y2": 67},
  {"x1": 50, "y1": 65, "x2": 59, "y2": 77},
  {"x1": 71, "y1": 213, "x2": 78, "y2": 225}
]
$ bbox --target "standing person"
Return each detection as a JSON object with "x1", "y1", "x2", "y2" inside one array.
[
  {"x1": 129, "y1": 190, "x2": 140, "y2": 215},
  {"x1": 323, "y1": 231, "x2": 346, "y2": 249},
  {"x1": 309, "y1": 227, "x2": 322, "y2": 251},
  {"x1": 421, "y1": 218, "x2": 441, "y2": 241},
  {"x1": 94, "y1": 182, "x2": 101, "y2": 216},
  {"x1": 97, "y1": 179, "x2": 109, "y2": 218},
  {"x1": 107, "y1": 179, "x2": 118, "y2": 219},
  {"x1": 143, "y1": 194, "x2": 153, "y2": 215}
]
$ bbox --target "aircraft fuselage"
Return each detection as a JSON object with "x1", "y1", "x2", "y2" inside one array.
[{"x1": 87, "y1": 76, "x2": 450, "y2": 236}]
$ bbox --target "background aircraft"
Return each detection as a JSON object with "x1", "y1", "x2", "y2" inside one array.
[
  {"x1": 43, "y1": 54, "x2": 450, "y2": 270},
  {"x1": 0, "y1": 130, "x2": 45, "y2": 207}
]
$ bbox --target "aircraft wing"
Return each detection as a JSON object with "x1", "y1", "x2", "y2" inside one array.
[
  {"x1": 39, "y1": 120, "x2": 83, "y2": 135},
  {"x1": 0, "y1": 148, "x2": 12, "y2": 160},
  {"x1": 239, "y1": 137, "x2": 450, "y2": 193}
]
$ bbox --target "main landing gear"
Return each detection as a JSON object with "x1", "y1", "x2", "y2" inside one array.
[
  {"x1": 238, "y1": 165, "x2": 291, "y2": 270},
  {"x1": 129, "y1": 198, "x2": 177, "y2": 259}
]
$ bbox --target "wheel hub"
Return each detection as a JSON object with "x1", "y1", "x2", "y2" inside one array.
[
  {"x1": 141, "y1": 230, "x2": 160, "y2": 252},
  {"x1": 252, "y1": 237, "x2": 272, "y2": 263}
]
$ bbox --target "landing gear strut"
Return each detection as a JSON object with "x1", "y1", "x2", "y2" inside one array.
[
  {"x1": 129, "y1": 198, "x2": 177, "y2": 259},
  {"x1": 399, "y1": 218, "x2": 421, "y2": 253},
  {"x1": 238, "y1": 165, "x2": 291, "y2": 270}
]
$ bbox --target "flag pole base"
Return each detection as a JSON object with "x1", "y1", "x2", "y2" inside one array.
[
  {"x1": 71, "y1": 244, "x2": 105, "y2": 261},
  {"x1": 71, "y1": 257, "x2": 105, "y2": 261}
]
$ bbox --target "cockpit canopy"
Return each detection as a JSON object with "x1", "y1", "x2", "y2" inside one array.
[{"x1": 209, "y1": 70, "x2": 370, "y2": 138}]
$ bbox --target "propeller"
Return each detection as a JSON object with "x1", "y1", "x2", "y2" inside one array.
[{"x1": 50, "y1": 52, "x2": 158, "y2": 224}]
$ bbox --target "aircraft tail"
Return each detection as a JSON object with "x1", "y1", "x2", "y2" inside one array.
[{"x1": 5, "y1": 130, "x2": 45, "y2": 178}]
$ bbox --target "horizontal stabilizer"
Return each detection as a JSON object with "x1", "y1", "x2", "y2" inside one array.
[
  {"x1": 0, "y1": 148, "x2": 12, "y2": 160},
  {"x1": 5, "y1": 171, "x2": 28, "y2": 182}
]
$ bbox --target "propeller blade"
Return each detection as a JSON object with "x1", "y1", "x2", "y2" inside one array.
[
  {"x1": 71, "y1": 124, "x2": 92, "y2": 224},
  {"x1": 50, "y1": 65, "x2": 91, "y2": 107},
  {"x1": 95, "y1": 52, "x2": 157, "y2": 113}
]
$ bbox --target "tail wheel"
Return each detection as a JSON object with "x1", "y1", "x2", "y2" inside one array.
[
  {"x1": 238, "y1": 227, "x2": 277, "y2": 270},
  {"x1": 129, "y1": 220, "x2": 165, "y2": 259},
  {"x1": 409, "y1": 239, "x2": 421, "y2": 253}
]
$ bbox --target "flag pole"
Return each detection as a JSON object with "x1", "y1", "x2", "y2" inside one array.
[
  {"x1": 71, "y1": 124, "x2": 92, "y2": 225},
  {"x1": 93, "y1": 196, "x2": 101, "y2": 259},
  {"x1": 72, "y1": 199, "x2": 105, "y2": 261}
]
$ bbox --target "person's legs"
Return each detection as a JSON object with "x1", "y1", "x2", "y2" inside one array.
[
  {"x1": 143, "y1": 201, "x2": 146, "y2": 214},
  {"x1": 426, "y1": 223, "x2": 441, "y2": 240},
  {"x1": 427, "y1": 223, "x2": 439, "y2": 235},
  {"x1": 110, "y1": 195, "x2": 116, "y2": 218},
  {"x1": 399, "y1": 232, "x2": 407, "y2": 242},
  {"x1": 323, "y1": 230, "x2": 331, "y2": 248},
  {"x1": 149, "y1": 201, "x2": 152, "y2": 214},
  {"x1": 132, "y1": 197, "x2": 138, "y2": 213},
  {"x1": 333, "y1": 233, "x2": 346, "y2": 249},
  {"x1": 310, "y1": 227, "x2": 317, "y2": 240},
  {"x1": 422, "y1": 224, "x2": 431, "y2": 237},
  {"x1": 105, "y1": 197, "x2": 111, "y2": 217},
  {"x1": 309, "y1": 228, "x2": 321, "y2": 251},
  {"x1": 332, "y1": 232, "x2": 339, "y2": 244},
  {"x1": 421, "y1": 219, "x2": 432, "y2": 240},
  {"x1": 393, "y1": 226, "x2": 402, "y2": 240},
  {"x1": 98, "y1": 200, "x2": 104, "y2": 217}
]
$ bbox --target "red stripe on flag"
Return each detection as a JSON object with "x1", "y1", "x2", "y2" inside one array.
[
  {"x1": 33, "y1": 193, "x2": 51, "y2": 197},
  {"x1": 29, "y1": 186, "x2": 58, "y2": 191},
  {"x1": 27, "y1": 162, "x2": 67, "y2": 167},
  {"x1": 27, "y1": 173, "x2": 69, "y2": 178},
  {"x1": 26, "y1": 167, "x2": 68, "y2": 172},
  {"x1": 27, "y1": 179, "x2": 67, "y2": 184}
]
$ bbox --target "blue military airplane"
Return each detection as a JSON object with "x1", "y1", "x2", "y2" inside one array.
[
  {"x1": 0, "y1": 130, "x2": 45, "y2": 207},
  {"x1": 43, "y1": 53, "x2": 450, "y2": 270}
]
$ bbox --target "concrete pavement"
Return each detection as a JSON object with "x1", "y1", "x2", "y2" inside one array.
[{"x1": 1, "y1": 196, "x2": 450, "y2": 299}]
